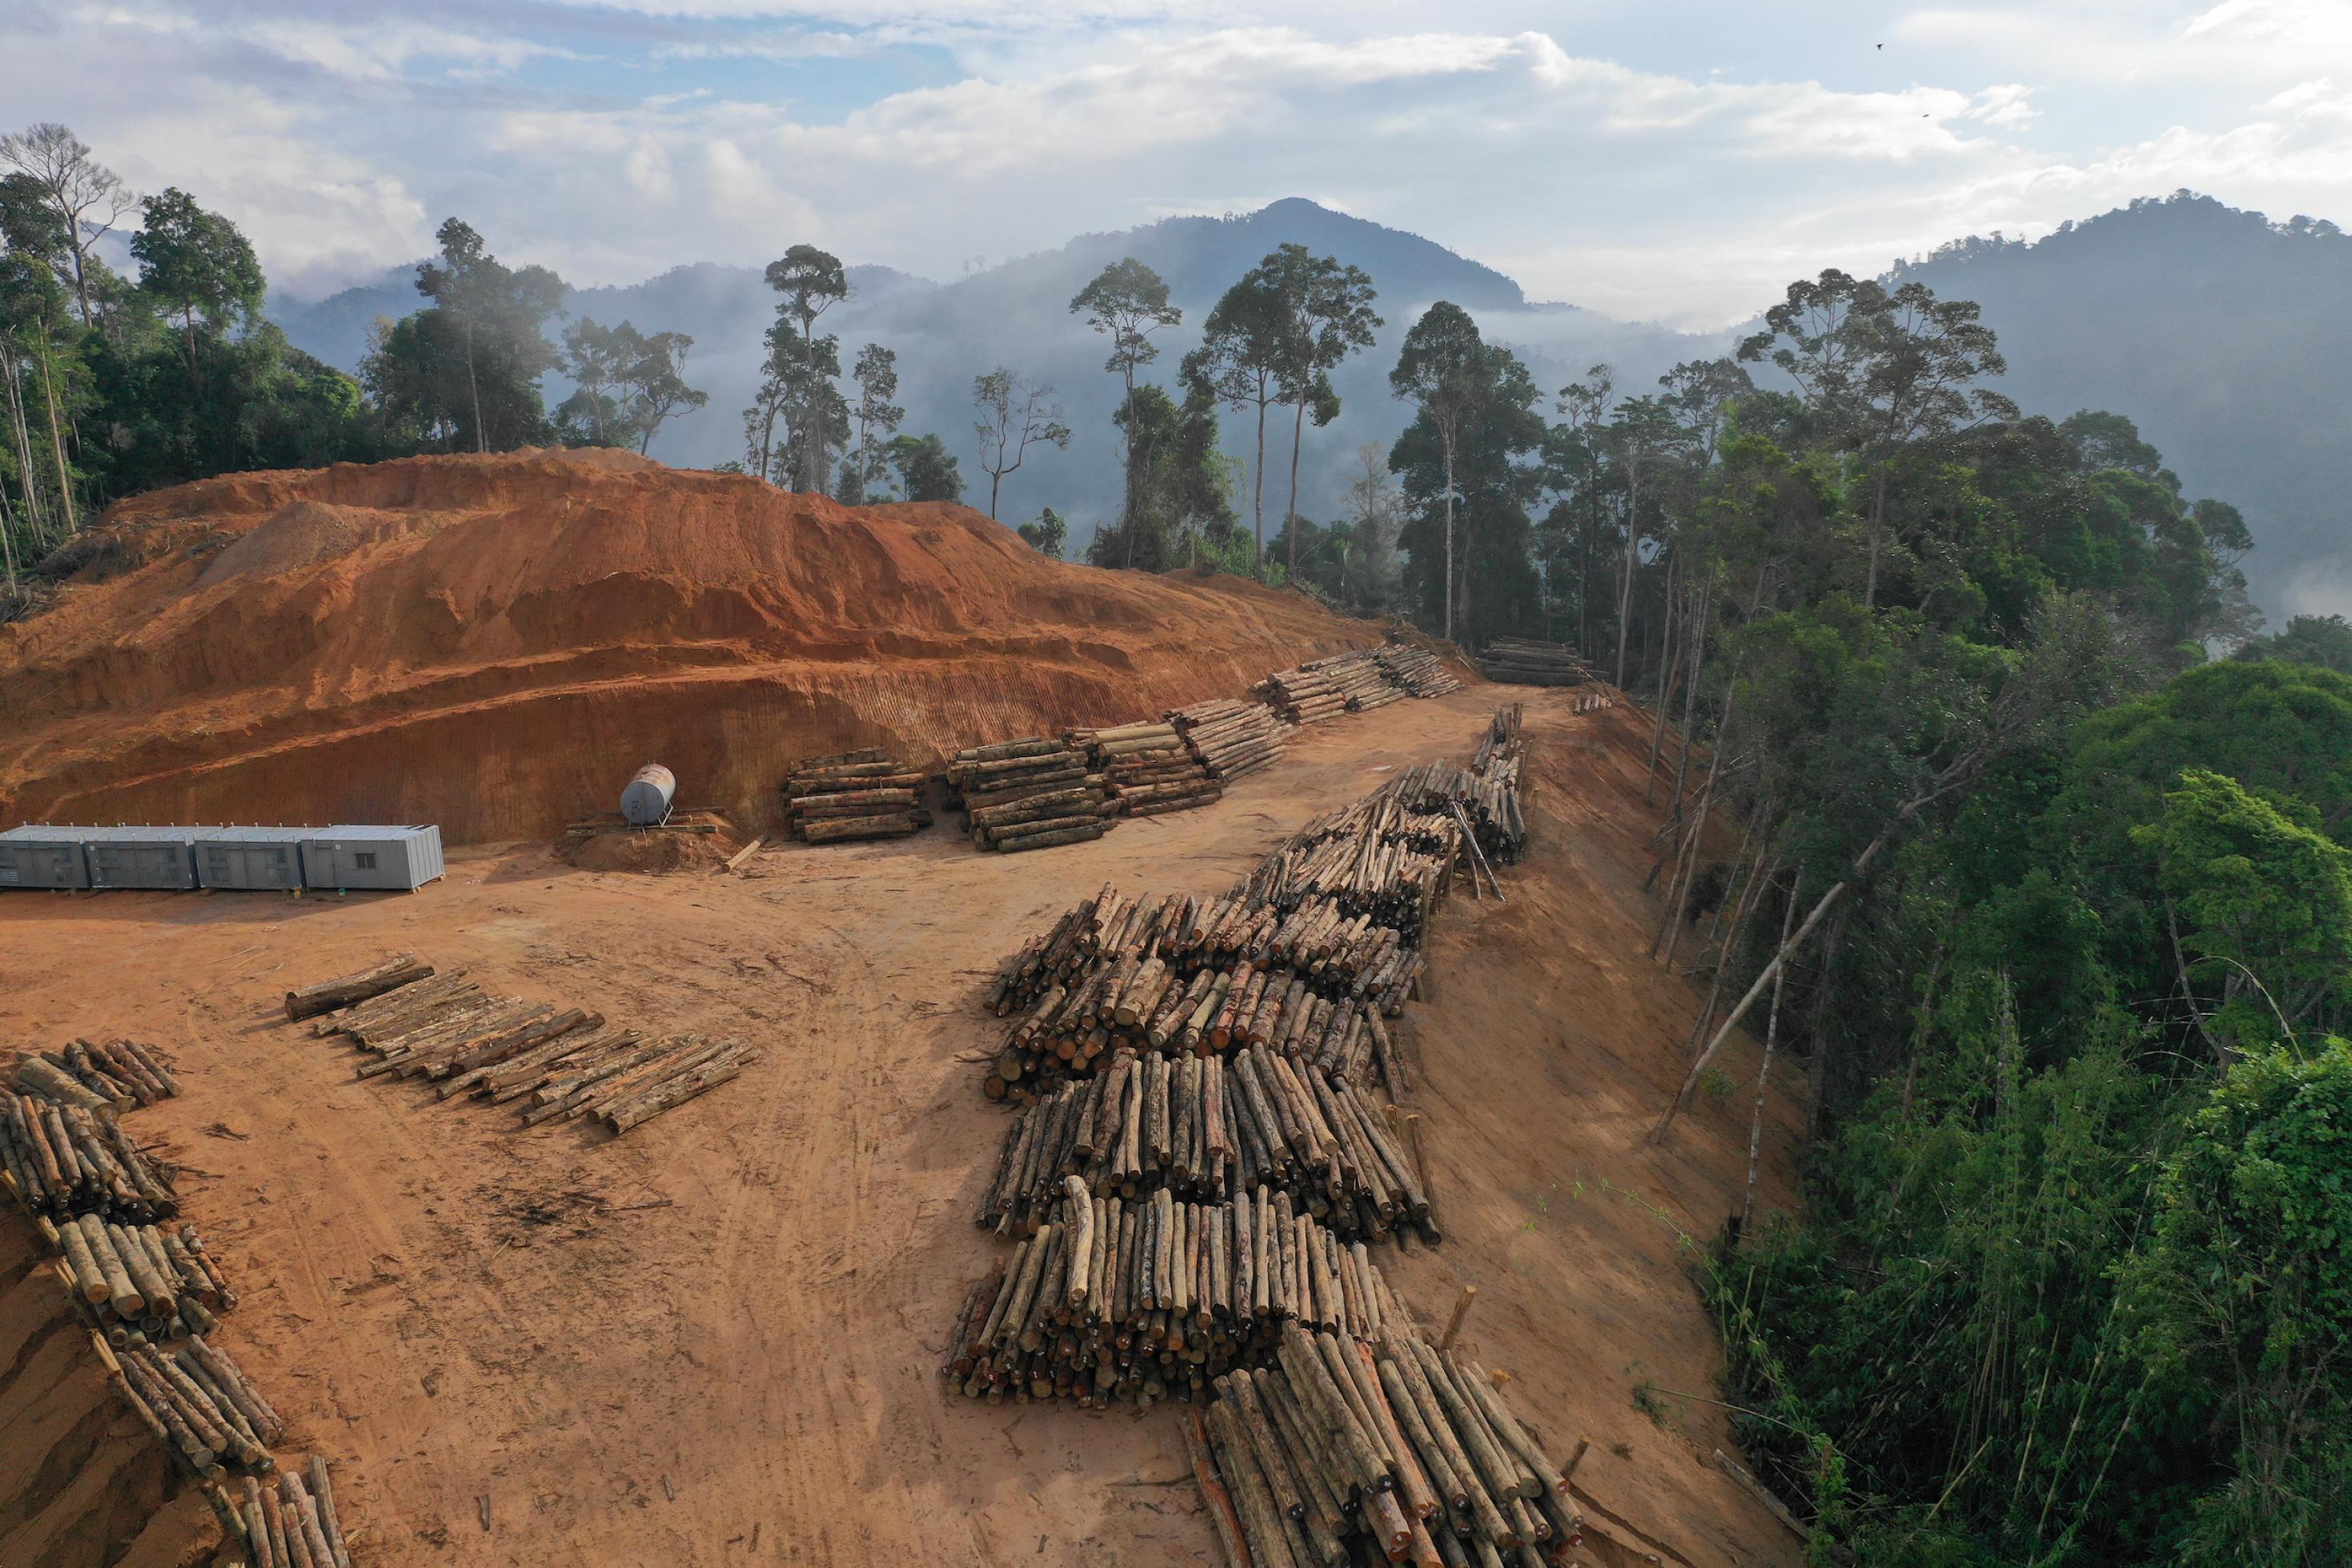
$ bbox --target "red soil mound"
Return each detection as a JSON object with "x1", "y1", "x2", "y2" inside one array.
[{"x1": 0, "y1": 450, "x2": 1379, "y2": 843}]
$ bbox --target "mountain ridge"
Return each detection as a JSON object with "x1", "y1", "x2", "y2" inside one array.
[{"x1": 264, "y1": 194, "x2": 2345, "y2": 620}]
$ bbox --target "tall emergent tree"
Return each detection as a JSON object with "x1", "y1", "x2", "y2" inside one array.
[
  {"x1": 1740, "y1": 268, "x2": 2017, "y2": 608},
  {"x1": 1387, "y1": 302, "x2": 1485, "y2": 641},
  {"x1": 0, "y1": 122, "x2": 133, "y2": 329},
  {"x1": 885, "y1": 431, "x2": 963, "y2": 503},
  {"x1": 764, "y1": 244, "x2": 848, "y2": 493},
  {"x1": 837, "y1": 343, "x2": 903, "y2": 506},
  {"x1": 1069, "y1": 257, "x2": 1180, "y2": 562},
  {"x1": 371, "y1": 218, "x2": 564, "y2": 455},
  {"x1": 1254, "y1": 244, "x2": 1380, "y2": 579},
  {"x1": 971, "y1": 367, "x2": 1070, "y2": 520},
  {"x1": 1183, "y1": 279, "x2": 1287, "y2": 566}
]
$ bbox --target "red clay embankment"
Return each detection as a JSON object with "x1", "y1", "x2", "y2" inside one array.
[{"x1": 0, "y1": 449, "x2": 1379, "y2": 842}]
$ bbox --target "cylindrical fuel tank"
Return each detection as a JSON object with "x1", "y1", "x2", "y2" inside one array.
[{"x1": 620, "y1": 764, "x2": 676, "y2": 827}]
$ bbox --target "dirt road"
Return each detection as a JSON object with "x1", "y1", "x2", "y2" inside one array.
[{"x1": 0, "y1": 686, "x2": 1804, "y2": 1567}]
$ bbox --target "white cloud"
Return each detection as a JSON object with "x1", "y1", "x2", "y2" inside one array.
[{"x1": 8, "y1": 2, "x2": 2352, "y2": 324}]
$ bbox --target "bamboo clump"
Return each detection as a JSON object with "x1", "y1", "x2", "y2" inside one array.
[{"x1": 781, "y1": 748, "x2": 933, "y2": 844}]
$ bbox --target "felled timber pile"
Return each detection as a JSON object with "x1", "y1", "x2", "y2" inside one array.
[
  {"x1": 940, "y1": 1188, "x2": 1388, "y2": 1407},
  {"x1": 293, "y1": 956, "x2": 759, "y2": 1134},
  {"x1": 1376, "y1": 642, "x2": 1462, "y2": 698},
  {"x1": 1312, "y1": 648, "x2": 1407, "y2": 712},
  {"x1": 0, "y1": 1030, "x2": 363, "y2": 1561},
  {"x1": 564, "y1": 807, "x2": 729, "y2": 838},
  {"x1": 1477, "y1": 637, "x2": 1590, "y2": 687},
  {"x1": 3, "y1": 1049, "x2": 183, "y2": 1221},
  {"x1": 1171, "y1": 697, "x2": 1288, "y2": 783},
  {"x1": 976, "y1": 1043, "x2": 1433, "y2": 1244},
  {"x1": 946, "y1": 736, "x2": 1116, "y2": 852},
  {"x1": 1262, "y1": 664, "x2": 1352, "y2": 724},
  {"x1": 1074, "y1": 722, "x2": 1222, "y2": 820},
  {"x1": 982, "y1": 885, "x2": 1424, "y2": 1097},
  {"x1": 781, "y1": 748, "x2": 933, "y2": 843},
  {"x1": 944, "y1": 709, "x2": 1588, "y2": 1560},
  {"x1": 1197, "y1": 1317, "x2": 1585, "y2": 1567}
]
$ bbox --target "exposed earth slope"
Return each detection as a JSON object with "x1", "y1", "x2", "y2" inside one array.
[{"x1": 0, "y1": 450, "x2": 1378, "y2": 842}]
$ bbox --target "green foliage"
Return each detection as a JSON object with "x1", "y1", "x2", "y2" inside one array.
[
  {"x1": 884, "y1": 431, "x2": 963, "y2": 504},
  {"x1": 1086, "y1": 380, "x2": 1241, "y2": 572},
  {"x1": 2121, "y1": 1038, "x2": 2352, "y2": 1567},
  {"x1": 2137, "y1": 770, "x2": 2352, "y2": 1053},
  {"x1": 366, "y1": 217, "x2": 564, "y2": 454},
  {"x1": 1017, "y1": 506, "x2": 1066, "y2": 559},
  {"x1": 555, "y1": 317, "x2": 705, "y2": 454},
  {"x1": 2237, "y1": 614, "x2": 2352, "y2": 676},
  {"x1": 1388, "y1": 301, "x2": 1545, "y2": 643}
]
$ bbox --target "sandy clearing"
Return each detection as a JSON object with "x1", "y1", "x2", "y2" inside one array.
[{"x1": 0, "y1": 686, "x2": 1804, "y2": 1568}]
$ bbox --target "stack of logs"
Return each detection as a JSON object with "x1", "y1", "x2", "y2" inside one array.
[
  {"x1": 948, "y1": 712, "x2": 1582, "y2": 1561},
  {"x1": 96, "y1": 1334, "x2": 287, "y2": 1481},
  {"x1": 2, "y1": 1071, "x2": 183, "y2": 1222},
  {"x1": 1171, "y1": 698, "x2": 1288, "y2": 784},
  {"x1": 1262, "y1": 665, "x2": 1352, "y2": 725},
  {"x1": 782, "y1": 748, "x2": 933, "y2": 844},
  {"x1": 1375, "y1": 643, "x2": 1462, "y2": 699},
  {"x1": 1314, "y1": 649, "x2": 1407, "y2": 712},
  {"x1": 977, "y1": 1044, "x2": 1432, "y2": 1245},
  {"x1": 947, "y1": 736, "x2": 1116, "y2": 852},
  {"x1": 1075, "y1": 722, "x2": 1223, "y2": 820},
  {"x1": 1196, "y1": 1320, "x2": 1584, "y2": 1568},
  {"x1": 0, "y1": 1021, "x2": 363, "y2": 1565},
  {"x1": 982, "y1": 885, "x2": 1425, "y2": 1097},
  {"x1": 288, "y1": 955, "x2": 758, "y2": 1135},
  {"x1": 941, "y1": 1188, "x2": 1389, "y2": 1407},
  {"x1": 1476, "y1": 638, "x2": 1590, "y2": 688}
]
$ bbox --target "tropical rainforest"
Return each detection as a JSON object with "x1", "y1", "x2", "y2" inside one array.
[{"x1": 6, "y1": 119, "x2": 2351, "y2": 1565}]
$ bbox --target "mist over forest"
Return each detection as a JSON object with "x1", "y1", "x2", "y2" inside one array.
[{"x1": 267, "y1": 190, "x2": 2349, "y2": 623}]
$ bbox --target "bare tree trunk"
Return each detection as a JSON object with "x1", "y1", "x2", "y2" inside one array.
[
  {"x1": 34, "y1": 342, "x2": 76, "y2": 533},
  {"x1": 464, "y1": 323, "x2": 486, "y2": 454},
  {"x1": 1864, "y1": 466, "x2": 1888, "y2": 610},
  {"x1": 1252, "y1": 392, "x2": 1267, "y2": 568},
  {"x1": 2, "y1": 355, "x2": 47, "y2": 545},
  {"x1": 1656, "y1": 682, "x2": 1736, "y2": 971},
  {"x1": 1441, "y1": 438, "x2": 1456, "y2": 643},
  {"x1": 1286, "y1": 393, "x2": 1306, "y2": 580},
  {"x1": 1613, "y1": 469, "x2": 1642, "y2": 687},
  {"x1": 1122, "y1": 367, "x2": 1140, "y2": 568},
  {"x1": 1742, "y1": 869, "x2": 1803, "y2": 1231},
  {"x1": 1644, "y1": 560, "x2": 1684, "y2": 800}
]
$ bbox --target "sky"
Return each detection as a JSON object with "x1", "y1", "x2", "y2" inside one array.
[{"x1": 10, "y1": 1, "x2": 2352, "y2": 327}]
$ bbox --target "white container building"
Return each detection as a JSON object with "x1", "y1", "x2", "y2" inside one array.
[
  {"x1": 81, "y1": 826, "x2": 200, "y2": 890},
  {"x1": 0, "y1": 825, "x2": 93, "y2": 890},
  {"x1": 191, "y1": 827, "x2": 313, "y2": 891},
  {"x1": 301, "y1": 825, "x2": 444, "y2": 892}
]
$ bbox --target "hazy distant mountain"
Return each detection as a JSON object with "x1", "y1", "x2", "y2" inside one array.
[
  {"x1": 1888, "y1": 194, "x2": 2351, "y2": 620},
  {"x1": 265, "y1": 200, "x2": 1708, "y2": 556},
  {"x1": 266, "y1": 194, "x2": 2346, "y2": 620}
]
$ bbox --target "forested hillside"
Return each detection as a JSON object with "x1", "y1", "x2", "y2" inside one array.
[{"x1": 1892, "y1": 193, "x2": 2352, "y2": 620}]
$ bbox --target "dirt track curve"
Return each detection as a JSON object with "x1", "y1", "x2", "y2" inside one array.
[{"x1": 0, "y1": 687, "x2": 1804, "y2": 1568}]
